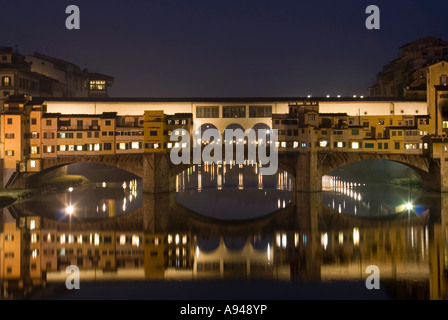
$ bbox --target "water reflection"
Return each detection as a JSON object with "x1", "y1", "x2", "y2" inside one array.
[
  {"x1": 10, "y1": 179, "x2": 142, "y2": 222},
  {"x1": 322, "y1": 175, "x2": 431, "y2": 219},
  {"x1": 1, "y1": 175, "x2": 448, "y2": 300},
  {"x1": 175, "y1": 162, "x2": 293, "y2": 220}
]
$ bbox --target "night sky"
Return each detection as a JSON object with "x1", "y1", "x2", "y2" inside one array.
[{"x1": 2, "y1": 0, "x2": 448, "y2": 97}]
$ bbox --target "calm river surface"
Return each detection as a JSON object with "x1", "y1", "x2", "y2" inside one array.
[{"x1": 1, "y1": 163, "x2": 446, "y2": 300}]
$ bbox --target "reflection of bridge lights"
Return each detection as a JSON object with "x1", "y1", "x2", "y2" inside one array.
[
  {"x1": 353, "y1": 228, "x2": 360, "y2": 245},
  {"x1": 338, "y1": 232, "x2": 344, "y2": 244},
  {"x1": 321, "y1": 233, "x2": 328, "y2": 250},
  {"x1": 267, "y1": 243, "x2": 271, "y2": 262}
]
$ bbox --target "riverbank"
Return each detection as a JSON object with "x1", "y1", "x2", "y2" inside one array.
[
  {"x1": 0, "y1": 175, "x2": 89, "y2": 208},
  {"x1": 389, "y1": 177, "x2": 422, "y2": 189}
]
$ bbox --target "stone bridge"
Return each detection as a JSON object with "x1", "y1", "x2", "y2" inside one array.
[
  {"x1": 34, "y1": 153, "x2": 191, "y2": 193},
  {"x1": 17, "y1": 149, "x2": 447, "y2": 193},
  {"x1": 277, "y1": 151, "x2": 445, "y2": 192}
]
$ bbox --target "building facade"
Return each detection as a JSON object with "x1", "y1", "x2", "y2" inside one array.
[{"x1": 0, "y1": 47, "x2": 114, "y2": 108}]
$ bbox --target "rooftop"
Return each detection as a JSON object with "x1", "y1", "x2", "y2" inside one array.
[{"x1": 40, "y1": 96, "x2": 427, "y2": 103}]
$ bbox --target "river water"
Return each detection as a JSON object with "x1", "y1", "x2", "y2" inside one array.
[{"x1": 1, "y1": 164, "x2": 446, "y2": 300}]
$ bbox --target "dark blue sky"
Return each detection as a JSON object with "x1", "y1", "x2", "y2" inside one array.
[{"x1": 2, "y1": 0, "x2": 448, "y2": 97}]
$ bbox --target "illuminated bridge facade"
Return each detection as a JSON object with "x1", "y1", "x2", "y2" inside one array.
[{"x1": 2, "y1": 61, "x2": 448, "y2": 192}]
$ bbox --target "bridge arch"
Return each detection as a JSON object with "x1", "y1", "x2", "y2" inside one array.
[
  {"x1": 198, "y1": 123, "x2": 218, "y2": 134},
  {"x1": 40, "y1": 154, "x2": 145, "y2": 179},
  {"x1": 197, "y1": 236, "x2": 221, "y2": 252},
  {"x1": 223, "y1": 235, "x2": 246, "y2": 251},
  {"x1": 318, "y1": 152, "x2": 431, "y2": 177},
  {"x1": 251, "y1": 123, "x2": 271, "y2": 140}
]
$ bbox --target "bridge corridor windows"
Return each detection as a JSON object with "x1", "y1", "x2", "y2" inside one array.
[
  {"x1": 196, "y1": 106, "x2": 219, "y2": 118},
  {"x1": 222, "y1": 106, "x2": 246, "y2": 118},
  {"x1": 249, "y1": 106, "x2": 272, "y2": 118}
]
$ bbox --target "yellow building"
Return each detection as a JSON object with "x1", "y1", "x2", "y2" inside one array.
[
  {"x1": 144, "y1": 234, "x2": 166, "y2": 279},
  {"x1": 144, "y1": 110, "x2": 167, "y2": 152}
]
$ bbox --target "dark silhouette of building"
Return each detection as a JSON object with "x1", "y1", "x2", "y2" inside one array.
[{"x1": 370, "y1": 36, "x2": 448, "y2": 99}]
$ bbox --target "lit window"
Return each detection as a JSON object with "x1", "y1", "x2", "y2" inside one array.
[
  {"x1": 319, "y1": 141, "x2": 328, "y2": 147},
  {"x1": 94, "y1": 143, "x2": 100, "y2": 151},
  {"x1": 167, "y1": 142, "x2": 173, "y2": 148},
  {"x1": 31, "y1": 233, "x2": 37, "y2": 243},
  {"x1": 182, "y1": 234, "x2": 187, "y2": 245},
  {"x1": 337, "y1": 142, "x2": 343, "y2": 148},
  {"x1": 293, "y1": 141, "x2": 299, "y2": 148},
  {"x1": 30, "y1": 160, "x2": 36, "y2": 168},
  {"x1": 120, "y1": 234, "x2": 126, "y2": 245},
  {"x1": 182, "y1": 142, "x2": 187, "y2": 148},
  {"x1": 69, "y1": 145, "x2": 75, "y2": 151},
  {"x1": 60, "y1": 234, "x2": 66, "y2": 244},
  {"x1": 131, "y1": 142, "x2": 140, "y2": 149},
  {"x1": 119, "y1": 143, "x2": 126, "y2": 150},
  {"x1": 77, "y1": 145, "x2": 83, "y2": 151},
  {"x1": 175, "y1": 234, "x2": 180, "y2": 245},
  {"x1": 132, "y1": 235, "x2": 140, "y2": 247},
  {"x1": 281, "y1": 142, "x2": 286, "y2": 148},
  {"x1": 167, "y1": 234, "x2": 172, "y2": 244},
  {"x1": 94, "y1": 233, "x2": 100, "y2": 246},
  {"x1": 2, "y1": 76, "x2": 11, "y2": 86},
  {"x1": 351, "y1": 142, "x2": 359, "y2": 149},
  {"x1": 32, "y1": 249, "x2": 38, "y2": 259},
  {"x1": 30, "y1": 220, "x2": 35, "y2": 230},
  {"x1": 31, "y1": 146, "x2": 38, "y2": 154},
  {"x1": 301, "y1": 143, "x2": 307, "y2": 148},
  {"x1": 47, "y1": 146, "x2": 53, "y2": 153},
  {"x1": 60, "y1": 145, "x2": 66, "y2": 151}
]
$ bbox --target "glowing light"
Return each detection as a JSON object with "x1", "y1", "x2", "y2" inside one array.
[
  {"x1": 406, "y1": 202, "x2": 413, "y2": 211},
  {"x1": 281, "y1": 233, "x2": 287, "y2": 248},
  {"x1": 267, "y1": 243, "x2": 271, "y2": 261},
  {"x1": 68, "y1": 187, "x2": 73, "y2": 192},
  {"x1": 66, "y1": 205, "x2": 74, "y2": 215},
  {"x1": 321, "y1": 233, "x2": 328, "y2": 249},
  {"x1": 353, "y1": 228, "x2": 360, "y2": 245}
]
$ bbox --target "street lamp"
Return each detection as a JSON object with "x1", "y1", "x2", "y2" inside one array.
[{"x1": 66, "y1": 205, "x2": 74, "y2": 215}]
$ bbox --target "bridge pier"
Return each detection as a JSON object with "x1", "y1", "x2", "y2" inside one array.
[
  {"x1": 142, "y1": 153, "x2": 176, "y2": 194},
  {"x1": 421, "y1": 159, "x2": 448, "y2": 193},
  {"x1": 294, "y1": 152, "x2": 322, "y2": 193}
]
